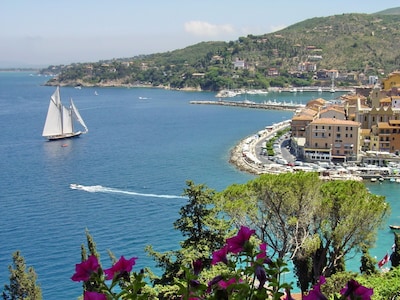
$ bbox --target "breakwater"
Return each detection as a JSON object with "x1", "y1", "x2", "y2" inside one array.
[{"x1": 190, "y1": 100, "x2": 305, "y2": 111}]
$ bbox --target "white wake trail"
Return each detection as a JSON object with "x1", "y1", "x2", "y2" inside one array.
[{"x1": 70, "y1": 184, "x2": 186, "y2": 199}]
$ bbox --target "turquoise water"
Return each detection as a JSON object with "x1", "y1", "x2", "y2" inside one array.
[{"x1": 0, "y1": 72, "x2": 396, "y2": 298}]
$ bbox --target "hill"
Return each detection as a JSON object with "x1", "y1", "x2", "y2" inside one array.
[{"x1": 43, "y1": 9, "x2": 400, "y2": 91}]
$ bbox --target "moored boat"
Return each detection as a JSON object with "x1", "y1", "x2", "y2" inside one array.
[{"x1": 389, "y1": 225, "x2": 400, "y2": 231}]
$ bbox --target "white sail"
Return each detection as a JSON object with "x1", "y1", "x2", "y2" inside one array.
[
  {"x1": 62, "y1": 105, "x2": 73, "y2": 134},
  {"x1": 42, "y1": 86, "x2": 88, "y2": 140},
  {"x1": 42, "y1": 87, "x2": 62, "y2": 137},
  {"x1": 70, "y1": 99, "x2": 88, "y2": 133}
]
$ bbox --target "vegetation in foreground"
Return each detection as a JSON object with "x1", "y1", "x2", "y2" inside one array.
[{"x1": 2, "y1": 175, "x2": 400, "y2": 299}]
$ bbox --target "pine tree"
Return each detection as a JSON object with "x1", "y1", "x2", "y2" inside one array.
[
  {"x1": 360, "y1": 245, "x2": 377, "y2": 275},
  {"x1": 2, "y1": 251, "x2": 42, "y2": 300},
  {"x1": 145, "y1": 180, "x2": 231, "y2": 297},
  {"x1": 390, "y1": 232, "x2": 400, "y2": 268}
]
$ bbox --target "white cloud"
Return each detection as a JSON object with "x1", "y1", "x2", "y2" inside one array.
[{"x1": 184, "y1": 21, "x2": 235, "y2": 37}]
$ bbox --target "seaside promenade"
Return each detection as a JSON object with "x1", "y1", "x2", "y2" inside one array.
[
  {"x1": 230, "y1": 120, "x2": 364, "y2": 181},
  {"x1": 229, "y1": 120, "x2": 292, "y2": 175}
]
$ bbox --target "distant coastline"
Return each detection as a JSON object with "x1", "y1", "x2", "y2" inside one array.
[{"x1": 0, "y1": 68, "x2": 41, "y2": 72}]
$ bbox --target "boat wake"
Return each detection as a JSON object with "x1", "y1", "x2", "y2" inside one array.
[{"x1": 69, "y1": 184, "x2": 186, "y2": 199}]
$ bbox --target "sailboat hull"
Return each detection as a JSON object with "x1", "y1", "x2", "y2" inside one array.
[{"x1": 45, "y1": 131, "x2": 82, "y2": 141}]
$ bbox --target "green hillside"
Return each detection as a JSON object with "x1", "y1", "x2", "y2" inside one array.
[{"x1": 43, "y1": 9, "x2": 400, "y2": 91}]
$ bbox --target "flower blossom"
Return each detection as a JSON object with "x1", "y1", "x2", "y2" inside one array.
[
  {"x1": 104, "y1": 256, "x2": 137, "y2": 280},
  {"x1": 255, "y1": 265, "x2": 267, "y2": 289},
  {"x1": 71, "y1": 255, "x2": 100, "y2": 282},
  {"x1": 208, "y1": 275, "x2": 223, "y2": 291},
  {"x1": 218, "y1": 277, "x2": 239, "y2": 289},
  {"x1": 303, "y1": 276, "x2": 328, "y2": 300},
  {"x1": 212, "y1": 245, "x2": 228, "y2": 265},
  {"x1": 84, "y1": 291, "x2": 107, "y2": 300},
  {"x1": 192, "y1": 259, "x2": 203, "y2": 275},
  {"x1": 340, "y1": 279, "x2": 373, "y2": 300},
  {"x1": 256, "y1": 243, "x2": 272, "y2": 264},
  {"x1": 226, "y1": 226, "x2": 255, "y2": 254}
]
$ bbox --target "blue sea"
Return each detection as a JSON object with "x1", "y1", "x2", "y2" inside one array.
[{"x1": 0, "y1": 72, "x2": 398, "y2": 299}]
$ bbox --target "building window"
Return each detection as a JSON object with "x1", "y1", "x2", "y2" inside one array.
[
  {"x1": 336, "y1": 133, "x2": 341, "y2": 138},
  {"x1": 337, "y1": 127, "x2": 340, "y2": 132}
]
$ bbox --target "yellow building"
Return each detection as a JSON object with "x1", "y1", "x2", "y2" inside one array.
[{"x1": 381, "y1": 71, "x2": 400, "y2": 91}]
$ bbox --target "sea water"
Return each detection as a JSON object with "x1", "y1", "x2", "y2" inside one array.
[{"x1": 0, "y1": 72, "x2": 397, "y2": 299}]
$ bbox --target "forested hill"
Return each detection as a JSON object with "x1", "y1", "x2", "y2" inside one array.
[{"x1": 43, "y1": 8, "x2": 400, "y2": 91}]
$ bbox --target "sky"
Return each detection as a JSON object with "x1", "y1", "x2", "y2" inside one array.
[{"x1": 1, "y1": 1, "x2": 399, "y2": 68}]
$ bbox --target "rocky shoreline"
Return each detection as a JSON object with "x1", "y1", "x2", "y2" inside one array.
[{"x1": 43, "y1": 78, "x2": 202, "y2": 91}]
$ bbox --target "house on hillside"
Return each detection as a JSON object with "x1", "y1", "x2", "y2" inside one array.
[{"x1": 381, "y1": 71, "x2": 400, "y2": 91}]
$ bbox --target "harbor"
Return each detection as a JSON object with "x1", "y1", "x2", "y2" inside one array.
[{"x1": 190, "y1": 99, "x2": 305, "y2": 111}]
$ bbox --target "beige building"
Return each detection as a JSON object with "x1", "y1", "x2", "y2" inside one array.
[{"x1": 304, "y1": 118, "x2": 360, "y2": 162}]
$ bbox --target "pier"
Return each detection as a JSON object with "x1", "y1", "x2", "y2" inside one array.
[{"x1": 190, "y1": 100, "x2": 305, "y2": 111}]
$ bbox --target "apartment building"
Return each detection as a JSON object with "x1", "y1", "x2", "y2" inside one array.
[{"x1": 303, "y1": 118, "x2": 360, "y2": 162}]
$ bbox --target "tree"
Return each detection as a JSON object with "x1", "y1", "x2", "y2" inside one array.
[
  {"x1": 2, "y1": 251, "x2": 42, "y2": 300},
  {"x1": 145, "y1": 180, "x2": 231, "y2": 298},
  {"x1": 360, "y1": 245, "x2": 377, "y2": 275},
  {"x1": 215, "y1": 172, "x2": 389, "y2": 293},
  {"x1": 216, "y1": 172, "x2": 322, "y2": 259},
  {"x1": 390, "y1": 232, "x2": 400, "y2": 268},
  {"x1": 315, "y1": 180, "x2": 388, "y2": 279}
]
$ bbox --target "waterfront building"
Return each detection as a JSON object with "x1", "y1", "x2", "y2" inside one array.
[{"x1": 303, "y1": 118, "x2": 360, "y2": 163}]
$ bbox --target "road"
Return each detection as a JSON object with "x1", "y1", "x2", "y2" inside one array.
[{"x1": 254, "y1": 133, "x2": 296, "y2": 166}]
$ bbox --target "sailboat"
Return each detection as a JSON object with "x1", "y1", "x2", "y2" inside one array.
[
  {"x1": 42, "y1": 86, "x2": 88, "y2": 140},
  {"x1": 330, "y1": 77, "x2": 336, "y2": 93}
]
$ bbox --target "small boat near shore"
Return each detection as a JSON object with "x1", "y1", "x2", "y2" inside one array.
[{"x1": 389, "y1": 225, "x2": 400, "y2": 231}]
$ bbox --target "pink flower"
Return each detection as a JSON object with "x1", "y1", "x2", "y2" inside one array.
[
  {"x1": 71, "y1": 255, "x2": 100, "y2": 282},
  {"x1": 84, "y1": 291, "x2": 107, "y2": 300},
  {"x1": 226, "y1": 226, "x2": 255, "y2": 254},
  {"x1": 218, "y1": 277, "x2": 238, "y2": 289},
  {"x1": 212, "y1": 245, "x2": 228, "y2": 265},
  {"x1": 303, "y1": 276, "x2": 328, "y2": 300},
  {"x1": 256, "y1": 243, "x2": 272, "y2": 264},
  {"x1": 340, "y1": 279, "x2": 373, "y2": 300},
  {"x1": 104, "y1": 256, "x2": 138, "y2": 280}
]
